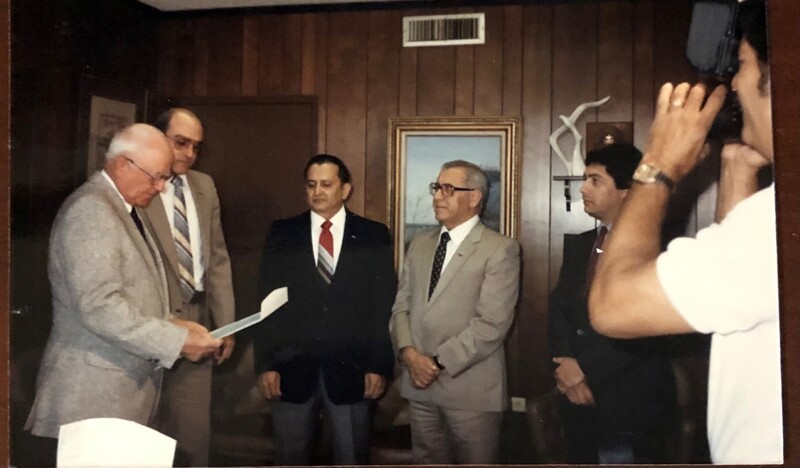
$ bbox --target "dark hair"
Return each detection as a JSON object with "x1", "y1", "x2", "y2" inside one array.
[
  {"x1": 585, "y1": 143, "x2": 642, "y2": 190},
  {"x1": 152, "y1": 108, "x2": 201, "y2": 134},
  {"x1": 738, "y1": 0, "x2": 768, "y2": 64},
  {"x1": 304, "y1": 154, "x2": 352, "y2": 184}
]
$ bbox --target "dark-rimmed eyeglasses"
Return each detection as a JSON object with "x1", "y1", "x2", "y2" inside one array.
[
  {"x1": 429, "y1": 182, "x2": 476, "y2": 197},
  {"x1": 167, "y1": 135, "x2": 204, "y2": 154},
  {"x1": 124, "y1": 157, "x2": 173, "y2": 185}
]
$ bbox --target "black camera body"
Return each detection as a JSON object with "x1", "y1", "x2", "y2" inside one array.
[{"x1": 686, "y1": 0, "x2": 742, "y2": 139}]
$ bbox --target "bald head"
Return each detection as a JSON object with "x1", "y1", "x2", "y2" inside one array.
[{"x1": 105, "y1": 123, "x2": 174, "y2": 207}]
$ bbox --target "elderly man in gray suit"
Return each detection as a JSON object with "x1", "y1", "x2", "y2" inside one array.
[
  {"x1": 390, "y1": 159, "x2": 521, "y2": 464},
  {"x1": 24, "y1": 124, "x2": 221, "y2": 457}
]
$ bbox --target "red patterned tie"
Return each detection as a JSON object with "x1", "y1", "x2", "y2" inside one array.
[
  {"x1": 317, "y1": 220, "x2": 334, "y2": 284},
  {"x1": 584, "y1": 225, "x2": 608, "y2": 295}
]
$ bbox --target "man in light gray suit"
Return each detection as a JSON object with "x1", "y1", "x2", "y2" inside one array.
[
  {"x1": 142, "y1": 108, "x2": 236, "y2": 466},
  {"x1": 25, "y1": 124, "x2": 221, "y2": 457},
  {"x1": 390, "y1": 160, "x2": 520, "y2": 464}
]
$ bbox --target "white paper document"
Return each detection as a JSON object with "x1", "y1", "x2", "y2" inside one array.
[
  {"x1": 57, "y1": 417, "x2": 175, "y2": 467},
  {"x1": 211, "y1": 287, "x2": 288, "y2": 339}
]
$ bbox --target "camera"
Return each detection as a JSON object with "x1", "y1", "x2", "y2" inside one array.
[{"x1": 686, "y1": 0, "x2": 742, "y2": 139}]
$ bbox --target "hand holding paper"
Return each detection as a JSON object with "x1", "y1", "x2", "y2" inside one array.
[{"x1": 211, "y1": 287, "x2": 288, "y2": 339}]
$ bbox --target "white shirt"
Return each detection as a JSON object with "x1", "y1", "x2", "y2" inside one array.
[
  {"x1": 438, "y1": 215, "x2": 480, "y2": 272},
  {"x1": 159, "y1": 174, "x2": 205, "y2": 291},
  {"x1": 101, "y1": 170, "x2": 133, "y2": 213},
  {"x1": 656, "y1": 185, "x2": 782, "y2": 464},
  {"x1": 310, "y1": 206, "x2": 346, "y2": 271}
]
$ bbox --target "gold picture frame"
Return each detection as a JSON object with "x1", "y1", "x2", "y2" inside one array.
[{"x1": 387, "y1": 116, "x2": 521, "y2": 268}]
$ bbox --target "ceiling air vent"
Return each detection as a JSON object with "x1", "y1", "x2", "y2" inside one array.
[{"x1": 403, "y1": 13, "x2": 485, "y2": 47}]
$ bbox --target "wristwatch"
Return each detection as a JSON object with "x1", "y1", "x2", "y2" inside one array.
[
  {"x1": 433, "y1": 355, "x2": 445, "y2": 370},
  {"x1": 633, "y1": 163, "x2": 676, "y2": 191}
]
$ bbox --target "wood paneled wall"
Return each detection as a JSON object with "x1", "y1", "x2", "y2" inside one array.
[{"x1": 158, "y1": 0, "x2": 696, "y2": 398}]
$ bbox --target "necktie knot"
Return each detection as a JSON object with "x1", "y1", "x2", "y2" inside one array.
[
  {"x1": 322, "y1": 220, "x2": 332, "y2": 231},
  {"x1": 172, "y1": 176, "x2": 183, "y2": 189},
  {"x1": 439, "y1": 231, "x2": 451, "y2": 245}
]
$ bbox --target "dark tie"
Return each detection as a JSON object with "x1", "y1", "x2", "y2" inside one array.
[
  {"x1": 130, "y1": 208, "x2": 146, "y2": 240},
  {"x1": 172, "y1": 177, "x2": 196, "y2": 302},
  {"x1": 317, "y1": 220, "x2": 334, "y2": 284},
  {"x1": 428, "y1": 231, "x2": 451, "y2": 299},
  {"x1": 584, "y1": 225, "x2": 609, "y2": 294}
]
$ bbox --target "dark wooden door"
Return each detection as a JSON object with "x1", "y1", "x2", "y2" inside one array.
[{"x1": 172, "y1": 96, "x2": 317, "y2": 464}]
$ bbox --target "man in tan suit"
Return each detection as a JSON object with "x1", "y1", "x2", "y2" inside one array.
[
  {"x1": 142, "y1": 109, "x2": 236, "y2": 466},
  {"x1": 390, "y1": 160, "x2": 520, "y2": 464}
]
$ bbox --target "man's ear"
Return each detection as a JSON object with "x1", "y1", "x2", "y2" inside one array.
[
  {"x1": 469, "y1": 189, "x2": 483, "y2": 210},
  {"x1": 342, "y1": 182, "x2": 353, "y2": 201}
]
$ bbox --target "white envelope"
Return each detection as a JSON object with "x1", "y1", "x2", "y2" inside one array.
[{"x1": 57, "y1": 418, "x2": 176, "y2": 467}]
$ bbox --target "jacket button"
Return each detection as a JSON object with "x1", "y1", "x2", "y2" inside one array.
[{"x1": 576, "y1": 328, "x2": 585, "y2": 336}]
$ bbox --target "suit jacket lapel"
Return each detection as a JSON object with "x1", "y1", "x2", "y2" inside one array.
[
  {"x1": 187, "y1": 171, "x2": 210, "y2": 268},
  {"x1": 142, "y1": 194, "x2": 181, "y2": 278},
  {"x1": 334, "y1": 211, "x2": 357, "y2": 280},
  {"x1": 92, "y1": 174, "x2": 161, "y2": 279},
  {"x1": 428, "y1": 223, "x2": 483, "y2": 306}
]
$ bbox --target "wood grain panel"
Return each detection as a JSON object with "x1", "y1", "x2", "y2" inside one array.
[
  {"x1": 514, "y1": 2, "x2": 554, "y2": 399},
  {"x1": 172, "y1": 19, "x2": 197, "y2": 98},
  {"x1": 314, "y1": 13, "x2": 328, "y2": 153},
  {"x1": 300, "y1": 13, "x2": 316, "y2": 95},
  {"x1": 597, "y1": 0, "x2": 633, "y2": 122},
  {"x1": 283, "y1": 14, "x2": 304, "y2": 95},
  {"x1": 206, "y1": 16, "x2": 243, "y2": 96},
  {"x1": 158, "y1": 20, "x2": 180, "y2": 97},
  {"x1": 473, "y1": 6, "x2": 503, "y2": 116},
  {"x1": 454, "y1": 7, "x2": 475, "y2": 116},
  {"x1": 398, "y1": 28, "x2": 418, "y2": 117},
  {"x1": 632, "y1": 0, "x2": 654, "y2": 149},
  {"x1": 416, "y1": 46, "x2": 455, "y2": 116},
  {"x1": 241, "y1": 16, "x2": 259, "y2": 96},
  {"x1": 192, "y1": 17, "x2": 210, "y2": 97},
  {"x1": 501, "y1": 5, "x2": 523, "y2": 117},
  {"x1": 257, "y1": 14, "x2": 285, "y2": 96},
  {"x1": 325, "y1": 11, "x2": 369, "y2": 215},
  {"x1": 549, "y1": 1, "x2": 599, "y2": 293},
  {"x1": 365, "y1": 9, "x2": 402, "y2": 222}
]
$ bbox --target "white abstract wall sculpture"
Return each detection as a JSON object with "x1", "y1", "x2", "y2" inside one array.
[{"x1": 549, "y1": 96, "x2": 611, "y2": 176}]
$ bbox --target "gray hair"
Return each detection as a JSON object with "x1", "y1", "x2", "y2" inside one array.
[
  {"x1": 441, "y1": 159, "x2": 489, "y2": 211},
  {"x1": 105, "y1": 129, "x2": 138, "y2": 161}
]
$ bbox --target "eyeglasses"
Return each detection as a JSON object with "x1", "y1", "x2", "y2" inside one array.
[
  {"x1": 167, "y1": 135, "x2": 204, "y2": 154},
  {"x1": 429, "y1": 182, "x2": 476, "y2": 197},
  {"x1": 124, "y1": 157, "x2": 173, "y2": 185}
]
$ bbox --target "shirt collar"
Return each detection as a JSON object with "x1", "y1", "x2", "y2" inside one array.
[
  {"x1": 101, "y1": 170, "x2": 133, "y2": 212},
  {"x1": 310, "y1": 205, "x2": 347, "y2": 228},
  {"x1": 440, "y1": 215, "x2": 480, "y2": 244}
]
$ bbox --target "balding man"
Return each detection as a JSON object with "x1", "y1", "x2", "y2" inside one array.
[
  {"x1": 24, "y1": 124, "x2": 221, "y2": 453},
  {"x1": 142, "y1": 108, "x2": 236, "y2": 466}
]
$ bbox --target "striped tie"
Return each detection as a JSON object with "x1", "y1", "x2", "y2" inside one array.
[
  {"x1": 317, "y1": 220, "x2": 334, "y2": 284},
  {"x1": 172, "y1": 177, "x2": 195, "y2": 301}
]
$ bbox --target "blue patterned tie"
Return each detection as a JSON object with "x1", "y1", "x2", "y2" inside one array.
[
  {"x1": 428, "y1": 231, "x2": 450, "y2": 299},
  {"x1": 172, "y1": 177, "x2": 195, "y2": 301}
]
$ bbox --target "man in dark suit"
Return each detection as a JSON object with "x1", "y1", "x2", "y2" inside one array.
[
  {"x1": 141, "y1": 108, "x2": 236, "y2": 466},
  {"x1": 252, "y1": 154, "x2": 397, "y2": 465},
  {"x1": 548, "y1": 143, "x2": 676, "y2": 464}
]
